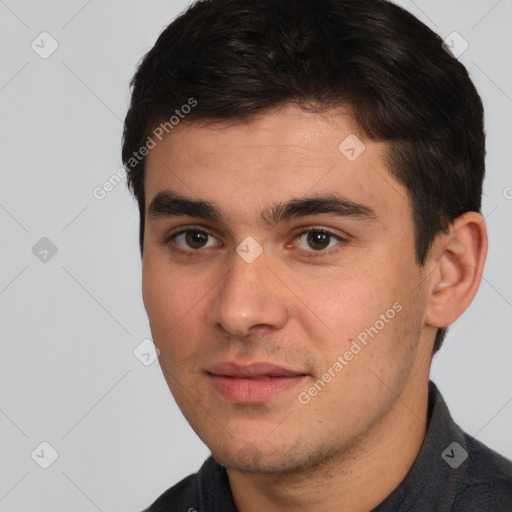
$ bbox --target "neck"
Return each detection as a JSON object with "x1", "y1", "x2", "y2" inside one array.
[{"x1": 227, "y1": 376, "x2": 430, "y2": 512}]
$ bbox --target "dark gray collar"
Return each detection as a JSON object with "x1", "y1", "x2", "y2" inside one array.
[
  {"x1": 195, "y1": 381, "x2": 511, "y2": 511},
  {"x1": 373, "y1": 381, "x2": 468, "y2": 511}
]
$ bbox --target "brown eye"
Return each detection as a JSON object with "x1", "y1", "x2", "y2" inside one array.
[
  {"x1": 185, "y1": 231, "x2": 209, "y2": 249},
  {"x1": 306, "y1": 231, "x2": 331, "y2": 250},
  {"x1": 294, "y1": 229, "x2": 343, "y2": 253},
  {"x1": 171, "y1": 230, "x2": 221, "y2": 251}
]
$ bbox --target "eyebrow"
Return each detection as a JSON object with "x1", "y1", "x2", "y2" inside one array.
[{"x1": 147, "y1": 190, "x2": 377, "y2": 226}]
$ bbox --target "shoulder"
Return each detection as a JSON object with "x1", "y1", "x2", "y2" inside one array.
[
  {"x1": 142, "y1": 472, "x2": 197, "y2": 512},
  {"x1": 453, "y1": 434, "x2": 512, "y2": 511},
  {"x1": 140, "y1": 456, "x2": 236, "y2": 512}
]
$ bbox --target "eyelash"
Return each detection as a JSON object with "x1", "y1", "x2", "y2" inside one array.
[{"x1": 163, "y1": 225, "x2": 347, "y2": 257}]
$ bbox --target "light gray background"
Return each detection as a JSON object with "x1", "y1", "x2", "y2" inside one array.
[{"x1": 0, "y1": 1, "x2": 511, "y2": 510}]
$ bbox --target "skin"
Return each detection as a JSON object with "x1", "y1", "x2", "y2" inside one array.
[{"x1": 142, "y1": 105, "x2": 487, "y2": 511}]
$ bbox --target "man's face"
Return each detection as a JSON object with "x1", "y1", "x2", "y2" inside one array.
[{"x1": 142, "y1": 106, "x2": 432, "y2": 473}]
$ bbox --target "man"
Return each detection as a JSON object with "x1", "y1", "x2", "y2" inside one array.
[{"x1": 122, "y1": 0, "x2": 512, "y2": 510}]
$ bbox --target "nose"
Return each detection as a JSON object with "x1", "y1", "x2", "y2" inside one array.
[{"x1": 208, "y1": 247, "x2": 289, "y2": 338}]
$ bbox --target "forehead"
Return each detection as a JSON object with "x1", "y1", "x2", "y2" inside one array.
[{"x1": 143, "y1": 106, "x2": 410, "y2": 225}]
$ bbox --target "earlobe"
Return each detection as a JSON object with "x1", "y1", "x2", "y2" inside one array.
[{"x1": 424, "y1": 212, "x2": 488, "y2": 329}]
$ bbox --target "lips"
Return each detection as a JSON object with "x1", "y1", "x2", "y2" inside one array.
[
  {"x1": 208, "y1": 361, "x2": 305, "y2": 378},
  {"x1": 207, "y1": 362, "x2": 307, "y2": 403}
]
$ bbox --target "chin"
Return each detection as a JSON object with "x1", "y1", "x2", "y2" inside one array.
[
  {"x1": 215, "y1": 449, "x2": 295, "y2": 474},
  {"x1": 211, "y1": 438, "x2": 340, "y2": 475}
]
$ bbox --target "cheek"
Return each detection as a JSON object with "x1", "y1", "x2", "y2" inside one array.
[
  {"x1": 142, "y1": 255, "x2": 193, "y2": 345},
  {"x1": 142, "y1": 254, "x2": 216, "y2": 370},
  {"x1": 291, "y1": 265, "x2": 397, "y2": 343},
  {"x1": 142, "y1": 263, "x2": 171, "y2": 335}
]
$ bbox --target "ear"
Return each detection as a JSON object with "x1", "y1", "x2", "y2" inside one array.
[{"x1": 424, "y1": 211, "x2": 488, "y2": 330}]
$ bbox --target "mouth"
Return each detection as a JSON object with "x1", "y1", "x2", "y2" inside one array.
[{"x1": 207, "y1": 361, "x2": 308, "y2": 403}]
